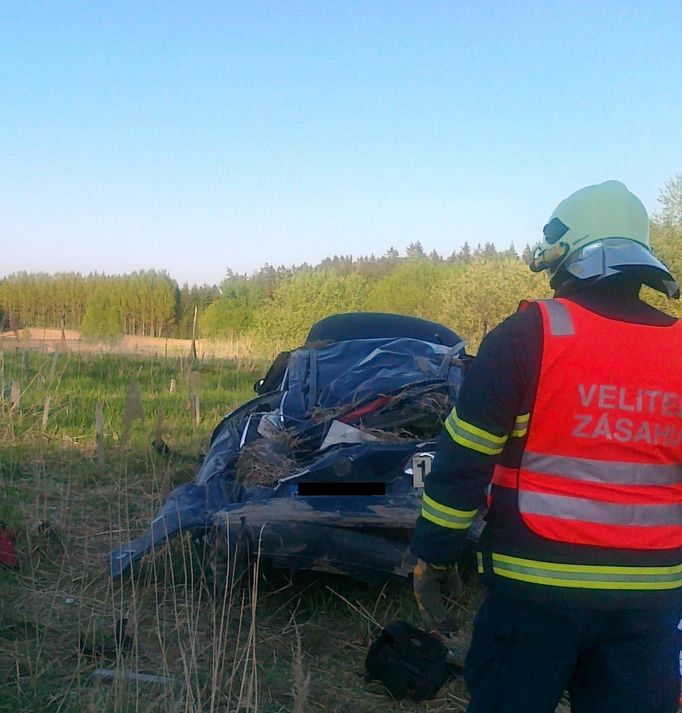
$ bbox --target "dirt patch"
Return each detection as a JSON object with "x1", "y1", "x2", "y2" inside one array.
[{"x1": 0, "y1": 329, "x2": 262, "y2": 359}]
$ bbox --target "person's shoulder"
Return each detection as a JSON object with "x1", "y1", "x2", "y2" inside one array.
[
  {"x1": 485, "y1": 300, "x2": 543, "y2": 341},
  {"x1": 464, "y1": 299, "x2": 544, "y2": 402},
  {"x1": 473, "y1": 300, "x2": 544, "y2": 363}
]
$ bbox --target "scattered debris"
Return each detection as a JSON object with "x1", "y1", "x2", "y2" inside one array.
[
  {"x1": 365, "y1": 620, "x2": 453, "y2": 701},
  {"x1": 152, "y1": 438, "x2": 171, "y2": 455},
  {"x1": 28, "y1": 520, "x2": 66, "y2": 565},
  {"x1": 80, "y1": 617, "x2": 134, "y2": 659},
  {"x1": 235, "y1": 436, "x2": 299, "y2": 486},
  {"x1": 92, "y1": 669, "x2": 174, "y2": 686},
  {"x1": 320, "y1": 420, "x2": 380, "y2": 449},
  {"x1": 152, "y1": 407, "x2": 171, "y2": 454}
]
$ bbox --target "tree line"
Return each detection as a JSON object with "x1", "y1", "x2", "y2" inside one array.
[
  {"x1": 2, "y1": 175, "x2": 680, "y2": 351},
  {"x1": 0, "y1": 271, "x2": 219, "y2": 341},
  {"x1": 0, "y1": 243, "x2": 540, "y2": 348}
]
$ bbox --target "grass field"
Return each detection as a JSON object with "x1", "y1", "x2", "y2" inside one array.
[{"x1": 0, "y1": 347, "x2": 487, "y2": 712}]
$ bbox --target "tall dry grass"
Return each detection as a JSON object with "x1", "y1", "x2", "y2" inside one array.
[{"x1": 0, "y1": 347, "x2": 573, "y2": 713}]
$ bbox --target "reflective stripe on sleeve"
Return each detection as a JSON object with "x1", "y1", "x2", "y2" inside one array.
[
  {"x1": 421, "y1": 493, "x2": 478, "y2": 530},
  {"x1": 444, "y1": 407, "x2": 507, "y2": 455},
  {"x1": 491, "y1": 553, "x2": 682, "y2": 590},
  {"x1": 511, "y1": 413, "x2": 530, "y2": 438}
]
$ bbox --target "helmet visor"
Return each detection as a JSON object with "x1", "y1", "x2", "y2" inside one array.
[{"x1": 562, "y1": 238, "x2": 679, "y2": 298}]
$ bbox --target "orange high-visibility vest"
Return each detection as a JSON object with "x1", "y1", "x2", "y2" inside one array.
[{"x1": 492, "y1": 298, "x2": 682, "y2": 550}]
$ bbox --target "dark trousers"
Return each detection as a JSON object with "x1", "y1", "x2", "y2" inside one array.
[{"x1": 465, "y1": 589, "x2": 681, "y2": 713}]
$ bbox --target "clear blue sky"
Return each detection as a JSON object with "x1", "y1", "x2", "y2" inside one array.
[{"x1": 2, "y1": 1, "x2": 681, "y2": 286}]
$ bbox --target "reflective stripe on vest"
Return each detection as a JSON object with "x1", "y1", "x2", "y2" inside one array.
[
  {"x1": 537, "y1": 299, "x2": 575, "y2": 336},
  {"x1": 519, "y1": 491, "x2": 682, "y2": 526},
  {"x1": 522, "y1": 451, "x2": 682, "y2": 486},
  {"x1": 489, "y1": 553, "x2": 682, "y2": 590}
]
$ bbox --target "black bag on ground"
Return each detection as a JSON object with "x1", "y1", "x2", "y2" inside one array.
[{"x1": 365, "y1": 620, "x2": 450, "y2": 701}]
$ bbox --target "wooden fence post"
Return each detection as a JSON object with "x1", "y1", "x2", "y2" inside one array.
[
  {"x1": 22, "y1": 350, "x2": 29, "y2": 381},
  {"x1": 95, "y1": 401, "x2": 105, "y2": 474},
  {"x1": 49, "y1": 351, "x2": 59, "y2": 378},
  {"x1": 189, "y1": 370, "x2": 201, "y2": 429},
  {"x1": 10, "y1": 381, "x2": 20, "y2": 410},
  {"x1": 121, "y1": 379, "x2": 144, "y2": 447},
  {"x1": 153, "y1": 407, "x2": 168, "y2": 453},
  {"x1": 190, "y1": 306, "x2": 198, "y2": 361},
  {"x1": 42, "y1": 396, "x2": 51, "y2": 432},
  {"x1": 192, "y1": 392, "x2": 200, "y2": 429}
]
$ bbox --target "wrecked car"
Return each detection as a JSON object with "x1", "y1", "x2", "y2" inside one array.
[{"x1": 110, "y1": 312, "x2": 472, "y2": 585}]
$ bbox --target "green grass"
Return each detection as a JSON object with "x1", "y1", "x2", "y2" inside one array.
[{"x1": 0, "y1": 348, "x2": 487, "y2": 713}]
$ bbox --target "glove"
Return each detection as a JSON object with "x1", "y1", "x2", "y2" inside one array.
[{"x1": 413, "y1": 558, "x2": 462, "y2": 634}]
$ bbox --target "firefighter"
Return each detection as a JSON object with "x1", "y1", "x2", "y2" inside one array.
[{"x1": 411, "y1": 180, "x2": 682, "y2": 713}]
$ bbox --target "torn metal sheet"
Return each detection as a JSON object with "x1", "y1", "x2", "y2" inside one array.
[{"x1": 320, "y1": 420, "x2": 380, "y2": 449}]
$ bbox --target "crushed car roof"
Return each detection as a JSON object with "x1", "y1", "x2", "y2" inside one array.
[{"x1": 111, "y1": 312, "x2": 469, "y2": 583}]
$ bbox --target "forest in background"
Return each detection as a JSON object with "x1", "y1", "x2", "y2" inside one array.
[{"x1": 2, "y1": 175, "x2": 681, "y2": 351}]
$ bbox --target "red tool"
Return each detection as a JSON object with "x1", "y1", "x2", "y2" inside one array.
[{"x1": 0, "y1": 523, "x2": 19, "y2": 569}]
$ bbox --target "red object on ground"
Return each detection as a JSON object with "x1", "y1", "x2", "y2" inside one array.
[{"x1": 0, "y1": 525, "x2": 19, "y2": 569}]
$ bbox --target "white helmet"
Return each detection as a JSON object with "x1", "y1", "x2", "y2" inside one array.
[{"x1": 530, "y1": 180, "x2": 679, "y2": 297}]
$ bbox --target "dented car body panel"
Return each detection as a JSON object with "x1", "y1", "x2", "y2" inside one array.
[{"x1": 111, "y1": 313, "x2": 468, "y2": 583}]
